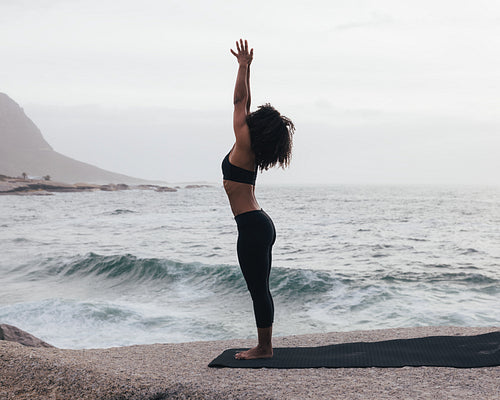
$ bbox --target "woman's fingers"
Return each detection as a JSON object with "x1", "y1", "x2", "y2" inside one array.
[{"x1": 232, "y1": 39, "x2": 251, "y2": 57}]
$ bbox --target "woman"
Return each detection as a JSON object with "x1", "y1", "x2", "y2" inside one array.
[{"x1": 223, "y1": 39, "x2": 295, "y2": 360}]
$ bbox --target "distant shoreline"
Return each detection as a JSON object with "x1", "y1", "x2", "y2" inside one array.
[{"x1": 0, "y1": 176, "x2": 212, "y2": 195}]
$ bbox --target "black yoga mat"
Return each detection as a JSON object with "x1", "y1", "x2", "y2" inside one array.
[{"x1": 208, "y1": 331, "x2": 500, "y2": 369}]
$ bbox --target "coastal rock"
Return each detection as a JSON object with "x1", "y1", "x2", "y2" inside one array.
[
  {"x1": 0, "y1": 177, "x2": 137, "y2": 194},
  {"x1": 155, "y1": 186, "x2": 177, "y2": 192},
  {"x1": 136, "y1": 184, "x2": 178, "y2": 192},
  {"x1": 185, "y1": 184, "x2": 212, "y2": 189},
  {"x1": 0, "y1": 324, "x2": 54, "y2": 348},
  {"x1": 0, "y1": 176, "x2": 181, "y2": 195},
  {"x1": 136, "y1": 184, "x2": 159, "y2": 190}
]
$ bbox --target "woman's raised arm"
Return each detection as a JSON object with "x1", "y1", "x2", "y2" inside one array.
[
  {"x1": 230, "y1": 39, "x2": 253, "y2": 108},
  {"x1": 230, "y1": 39, "x2": 254, "y2": 148}
]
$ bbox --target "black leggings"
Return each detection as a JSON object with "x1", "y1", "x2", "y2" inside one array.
[{"x1": 235, "y1": 209, "x2": 276, "y2": 329}]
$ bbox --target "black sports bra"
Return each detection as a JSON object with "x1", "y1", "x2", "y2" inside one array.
[{"x1": 222, "y1": 152, "x2": 257, "y2": 185}]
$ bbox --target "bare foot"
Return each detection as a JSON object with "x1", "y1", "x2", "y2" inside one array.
[{"x1": 235, "y1": 345, "x2": 273, "y2": 360}]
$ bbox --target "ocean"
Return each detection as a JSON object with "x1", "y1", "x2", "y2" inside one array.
[{"x1": 1, "y1": 185, "x2": 499, "y2": 349}]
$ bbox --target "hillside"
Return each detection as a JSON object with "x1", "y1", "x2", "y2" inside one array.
[{"x1": 0, "y1": 93, "x2": 152, "y2": 184}]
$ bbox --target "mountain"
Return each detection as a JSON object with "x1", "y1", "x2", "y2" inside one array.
[{"x1": 0, "y1": 93, "x2": 152, "y2": 184}]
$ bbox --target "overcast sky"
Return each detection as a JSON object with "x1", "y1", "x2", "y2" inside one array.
[{"x1": 1, "y1": 0, "x2": 499, "y2": 184}]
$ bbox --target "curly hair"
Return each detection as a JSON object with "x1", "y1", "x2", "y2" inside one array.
[{"x1": 246, "y1": 103, "x2": 295, "y2": 171}]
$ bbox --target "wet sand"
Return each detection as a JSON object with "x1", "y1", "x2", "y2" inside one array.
[{"x1": 1, "y1": 326, "x2": 498, "y2": 400}]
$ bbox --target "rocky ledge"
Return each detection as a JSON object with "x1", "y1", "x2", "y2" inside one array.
[{"x1": 1, "y1": 326, "x2": 499, "y2": 400}]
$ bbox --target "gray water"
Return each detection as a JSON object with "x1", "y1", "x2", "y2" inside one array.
[{"x1": 1, "y1": 185, "x2": 499, "y2": 348}]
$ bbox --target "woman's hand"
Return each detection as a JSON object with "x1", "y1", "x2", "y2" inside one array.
[{"x1": 230, "y1": 39, "x2": 253, "y2": 66}]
